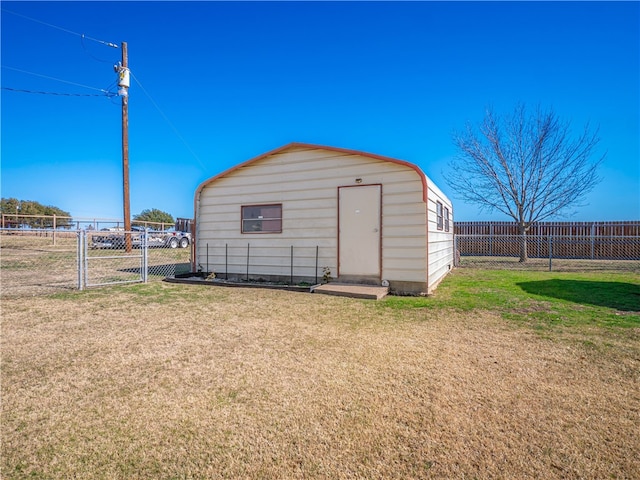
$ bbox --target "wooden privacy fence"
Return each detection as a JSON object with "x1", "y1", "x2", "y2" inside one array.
[
  {"x1": 455, "y1": 221, "x2": 640, "y2": 260},
  {"x1": 455, "y1": 221, "x2": 640, "y2": 236},
  {"x1": 456, "y1": 235, "x2": 640, "y2": 260}
]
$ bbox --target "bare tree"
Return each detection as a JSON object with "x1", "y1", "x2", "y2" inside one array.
[{"x1": 448, "y1": 104, "x2": 604, "y2": 261}]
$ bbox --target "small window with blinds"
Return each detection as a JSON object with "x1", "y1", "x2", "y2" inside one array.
[{"x1": 241, "y1": 204, "x2": 282, "y2": 233}]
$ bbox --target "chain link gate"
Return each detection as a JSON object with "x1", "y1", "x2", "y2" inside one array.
[
  {"x1": 82, "y1": 230, "x2": 147, "y2": 289},
  {"x1": 81, "y1": 230, "x2": 192, "y2": 289}
]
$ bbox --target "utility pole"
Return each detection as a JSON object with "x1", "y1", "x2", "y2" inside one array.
[{"x1": 117, "y1": 42, "x2": 132, "y2": 252}]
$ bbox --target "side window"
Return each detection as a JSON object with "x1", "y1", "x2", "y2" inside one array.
[
  {"x1": 444, "y1": 207, "x2": 450, "y2": 232},
  {"x1": 241, "y1": 204, "x2": 282, "y2": 233},
  {"x1": 436, "y1": 201, "x2": 443, "y2": 230}
]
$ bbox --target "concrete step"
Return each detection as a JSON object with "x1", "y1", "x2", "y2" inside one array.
[{"x1": 311, "y1": 283, "x2": 389, "y2": 300}]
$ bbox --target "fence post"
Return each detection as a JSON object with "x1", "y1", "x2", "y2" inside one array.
[
  {"x1": 246, "y1": 243, "x2": 250, "y2": 282},
  {"x1": 206, "y1": 243, "x2": 209, "y2": 274},
  {"x1": 84, "y1": 230, "x2": 90, "y2": 287},
  {"x1": 225, "y1": 243, "x2": 228, "y2": 280},
  {"x1": 489, "y1": 222, "x2": 493, "y2": 256},
  {"x1": 290, "y1": 245, "x2": 294, "y2": 285},
  {"x1": 454, "y1": 235, "x2": 458, "y2": 267},
  {"x1": 77, "y1": 230, "x2": 84, "y2": 291},
  {"x1": 548, "y1": 235, "x2": 553, "y2": 272},
  {"x1": 143, "y1": 233, "x2": 148, "y2": 283},
  {"x1": 315, "y1": 246, "x2": 319, "y2": 285}
]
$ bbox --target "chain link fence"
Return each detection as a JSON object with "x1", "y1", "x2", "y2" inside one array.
[
  {"x1": 1, "y1": 229, "x2": 79, "y2": 296},
  {"x1": 455, "y1": 234, "x2": 640, "y2": 272},
  {"x1": 4, "y1": 229, "x2": 638, "y2": 296},
  {"x1": 1, "y1": 229, "x2": 191, "y2": 296},
  {"x1": 85, "y1": 230, "x2": 191, "y2": 283}
]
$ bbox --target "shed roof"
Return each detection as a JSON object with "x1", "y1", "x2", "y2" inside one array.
[{"x1": 195, "y1": 142, "x2": 429, "y2": 205}]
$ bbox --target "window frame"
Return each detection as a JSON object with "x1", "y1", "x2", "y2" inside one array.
[
  {"x1": 241, "y1": 204, "x2": 283, "y2": 234},
  {"x1": 444, "y1": 206, "x2": 450, "y2": 232},
  {"x1": 436, "y1": 201, "x2": 444, "y2": 231}
]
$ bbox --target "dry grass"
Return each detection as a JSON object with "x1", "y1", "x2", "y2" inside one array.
[
  {"x1": 0, "y1": 234, "x2": 78, "y2": 295},
  {"x1": 2, "y1": 283, "x2": 639, "y2": 479}
]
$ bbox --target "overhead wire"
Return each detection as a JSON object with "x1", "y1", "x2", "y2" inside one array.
[
  {"x1": 130, "y1": 71, "x2": 208, "y2": 172},
  {"x1": 1, "y1": 8, "x2": 119, "y2": 48},
  {"x1": 81, "y1": 34, "x2": 117, "y2": 63},
  {"x1": 3, "y1": 8, "x2": 207, "y2": 170},
  {"x1": 1, "y1": 86, "x2": 116, "y2": 97},
  {"x1": 2, "y1": 65, "x2": 114, "y2": 96},
  {"x1": 103, "y1": 79, "x2": 120, "y2": 100},
  {"x1": 2, "y1": 9, "x2": 119, "y2": 96}
]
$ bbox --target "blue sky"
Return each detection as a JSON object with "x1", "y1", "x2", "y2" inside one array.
[{"x1": 2, "y1": 1, "x2": 638, "y2": 222}]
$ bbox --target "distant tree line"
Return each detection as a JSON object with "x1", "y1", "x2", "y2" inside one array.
[
  {"x1": 1, "y1": 200, "x2": 179, "y2": 230},
  {"x1": 133, "y1": 209, "x2": 175, "y2": 229},
  {"x1": 1, "y1": 198, "x2": 73, "y2": 228}
]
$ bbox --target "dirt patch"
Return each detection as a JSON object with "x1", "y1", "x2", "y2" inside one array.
[{"x1": 2, "y1": 283, "x2": 639, "y2": 479}]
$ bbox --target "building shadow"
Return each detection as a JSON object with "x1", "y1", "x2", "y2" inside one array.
[
  {"x1": 516, "y1": 279, "x2": 640, "y2": 312},
  {"x1": 119, "y1": 263, "x2": 191, "y2": 276}
]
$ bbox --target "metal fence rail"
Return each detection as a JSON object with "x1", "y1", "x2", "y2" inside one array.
[
  {"x1": 196, "y1": 242, "x2": 328, "y2": 285},
  {"x1": 1, "y1": 213, "x2": 186, "y2": 232},
  {"x1": 455, "y1": 234, "x2": 640, "y2": 272}
]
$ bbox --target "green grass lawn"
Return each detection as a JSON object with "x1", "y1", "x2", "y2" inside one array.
[{"x1": 382, "y1": 269, "x2": 640, "y2": 330}]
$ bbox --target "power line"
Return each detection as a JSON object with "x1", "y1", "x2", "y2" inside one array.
[
  {"x1": 2, "y1": 86, "x2": 116, "y2": 97},
  {"x1": 2, "y1": 65, "x2": 112, "y2": 94},
  {"x1": 3, "y1": 12, "x2": 207, "y2": 170},
  {"x1": 130, "y1": 71, "x2": 208, "y2": 172},
  {"x1": 81, "y1": 35, "x2": 117, "y2": 64},
  {"x1": 2, "y1": 8, "x2": 118, "y2": 48}
]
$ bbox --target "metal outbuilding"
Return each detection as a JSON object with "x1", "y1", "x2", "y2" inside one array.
[{"x1": 193, "y1": 143, "x2": 454, "y2": 294}]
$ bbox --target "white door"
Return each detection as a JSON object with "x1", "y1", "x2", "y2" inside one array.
[{"x1": 339, "y1": 185, "x2": 381, "y2": 277}]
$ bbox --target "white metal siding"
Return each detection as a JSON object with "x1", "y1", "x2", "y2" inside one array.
[
  {"x1": 426, "y1": 180, "x2": 454, "y2": 292},
  {"x1": 196, "y1": 146, "x2": 429, "y2": 285}
]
